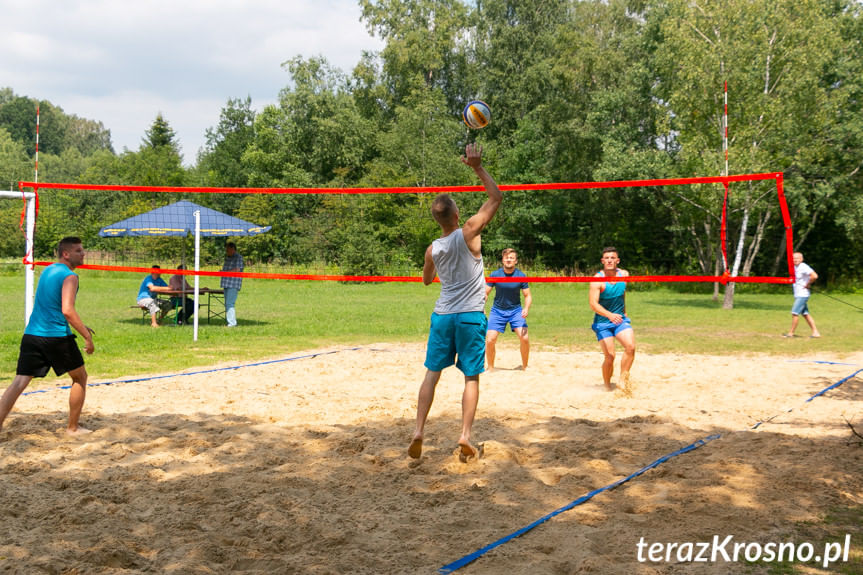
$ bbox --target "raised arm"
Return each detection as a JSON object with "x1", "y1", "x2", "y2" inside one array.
[{"x1": 461, "y1": 144, "x2": 502, "y2": 253}]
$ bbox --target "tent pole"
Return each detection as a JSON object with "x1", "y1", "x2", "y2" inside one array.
[{"x1": 193, "y1": 210, "x2": 200, "y2": 341}]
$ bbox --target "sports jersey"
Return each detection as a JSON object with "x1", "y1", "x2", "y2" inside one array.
[
  {"x1": 431, "y1": 229, "x2": 485, "y2": 314},
  {"x1": 487, "y1": 268, "x2": 528, "y2": 311},
  {"x1": 25, "y1": 263, "x2": 76, "y2": 337}
]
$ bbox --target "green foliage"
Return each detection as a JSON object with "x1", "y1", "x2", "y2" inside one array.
[
  {"x1": 198, "y1": 97, "x2": 256, "y2": 187},
  {"x1": 0, "y1": 127, "x2": 31, "y2": 191},
  {"x1": 0, "y1": 89, "x2": 112, "y2": 158},
  {"x1": 362, "y1": 88, "x2": 466, "y2": 187},
  {"x1": 142, "y1": 113, "x2": 179, "y2": 152},
  {"x1": 360, "y1": 0, "x2": 470, "y2": 109},
  {"x1": 123, "y1": 145, "x2": 186, "y2": 187},
  {"x1": 248, "y1": 56, "x2": 378, "y2": 187}
]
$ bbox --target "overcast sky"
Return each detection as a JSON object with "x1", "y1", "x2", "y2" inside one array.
[{"x1": 1, "y1": 0, "x2": 384, "y2": 164}]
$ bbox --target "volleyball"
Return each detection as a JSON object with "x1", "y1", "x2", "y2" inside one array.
[{"x1": 462, "y1": 100, "x2": 491, "y2": 129}]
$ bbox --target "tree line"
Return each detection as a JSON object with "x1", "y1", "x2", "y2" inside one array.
[{"x1": 1, "y1": 0, "x2": 861, "y2": 301}]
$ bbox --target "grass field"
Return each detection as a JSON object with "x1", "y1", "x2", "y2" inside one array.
[{"x1": 1, "y1": 270, "x2": 861, "y2": 383}]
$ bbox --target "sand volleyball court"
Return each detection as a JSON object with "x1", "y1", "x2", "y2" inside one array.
[{"x1": 1, "y1": 345, "x2": 861, "y2": 574}]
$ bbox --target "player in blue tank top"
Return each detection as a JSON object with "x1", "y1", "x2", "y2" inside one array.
[
  {"x1": 485, "y1": 248, "x2": 532, "y2": 370},
  {"x1": 0, "y1": 237, "x2": 95, "y2": 435},
  {"x1": 588, "y1": 246, "x2": 636, "y2": 394}
]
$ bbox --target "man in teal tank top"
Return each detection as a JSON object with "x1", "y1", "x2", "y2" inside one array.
[
  {"x1": 588, "y1": 246, "x2": 636, "y2": 394},
  {"x1": 0, "y1": 237, "x2": 95, "y2": 435}
]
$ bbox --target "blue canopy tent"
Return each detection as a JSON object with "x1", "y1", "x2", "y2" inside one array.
[
  {"x1": 99, "y1": 200, "x2": 271, "y2": 338},
  {"x1": 99, "y1": 199, "x2": 271, "y2": 266},
  {"x1": 99, "y1": 200, "x2": 271, "y2": 238}
]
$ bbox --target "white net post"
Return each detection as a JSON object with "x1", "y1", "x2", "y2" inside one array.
[
  {"x1": 193, "y1": 209, "x2": 201, "y2": 342},
  {"x1": 0, "y1": 191, "x2": 36, "y2": 325}
]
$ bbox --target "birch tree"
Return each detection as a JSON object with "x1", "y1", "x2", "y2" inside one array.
[{"x1": 653, "y1": 0, "x2": 853, "y2": 306}]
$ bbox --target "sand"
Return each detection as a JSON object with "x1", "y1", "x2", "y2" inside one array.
[{"x1": 1, "y1": 344, "x2": 861, "y2": 574}]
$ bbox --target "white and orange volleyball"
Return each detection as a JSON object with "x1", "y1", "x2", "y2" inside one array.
[{"x1": 462, "y1": 100, "x2": 491, "y2": 129}]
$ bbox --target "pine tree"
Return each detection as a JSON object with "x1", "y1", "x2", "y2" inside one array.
[{"x1": 142, "y1": 113, "x2": 178, "y2": 151}]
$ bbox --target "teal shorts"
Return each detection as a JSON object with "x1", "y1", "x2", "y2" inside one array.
[{"x1": 424, "y1": 311, "x2": 487, "y2": 376}]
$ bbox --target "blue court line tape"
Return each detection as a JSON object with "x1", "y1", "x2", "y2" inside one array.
[
  {"x1": 750, "y1": 368, "x2": 862, "y2": 429},
  {"x1": 438, "y1": 434, "x2": 721, "y2": 574},
  {"x1": 787, "y1": 360, "x2": 860, "y2": 366},
  {"x1": 439, "y1": 366, "x2": 862, "y2": 573},
  {"x1": 20, "y1": 348, "x2": 360, "y2": 397},
  {"x1": 804, "y1": 368, "x2": 862, "y2": 402}
]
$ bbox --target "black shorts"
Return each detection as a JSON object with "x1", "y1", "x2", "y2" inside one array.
[{"x1": 16, "y1": 334, "x2": 85, "y2": 378}]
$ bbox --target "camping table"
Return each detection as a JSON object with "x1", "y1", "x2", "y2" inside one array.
[{"x1": 160, "y1": 289, "x2": 226, "y2": 325}]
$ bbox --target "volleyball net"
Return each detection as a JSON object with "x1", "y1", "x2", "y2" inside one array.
[{"x1": 12, "y1": 172, "x2": 793, "y2": 285}]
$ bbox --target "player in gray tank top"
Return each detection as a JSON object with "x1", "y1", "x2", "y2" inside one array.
[{"x1": 408, "y1": 143, "x2": 502, "y2": 463}]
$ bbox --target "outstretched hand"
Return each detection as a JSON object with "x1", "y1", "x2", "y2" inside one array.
[{"x1": 460, "y1": 143, "x2": 483, "y2": 169}]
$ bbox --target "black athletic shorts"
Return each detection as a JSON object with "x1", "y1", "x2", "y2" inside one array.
[{"x1": 16, "y1": 334, "x2": 85, "y2": 378}]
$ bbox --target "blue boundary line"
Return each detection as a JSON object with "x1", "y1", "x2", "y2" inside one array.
[
  {"x1": 20, "y1": 348, "x2": 360, "y2": 397},
  {"x1": 750, "y1": 368, "x2": 862, "y2": 429},
  {"x1": 786, "y1": 360, "x2": 860, "y2": 366},
  {"x1": 438, "y1": 366, "x2": 863, "y2": 573},
  {"x1": 804, "y1": 368, "x2": 862, "y2": 402},
  {"x1": 438, "y1": 434, "x2": 721, "y2": 574}
]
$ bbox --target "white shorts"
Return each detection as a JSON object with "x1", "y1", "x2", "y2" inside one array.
[{"x1": 138, "y1": 297, "x2": 171, "y2": 315}]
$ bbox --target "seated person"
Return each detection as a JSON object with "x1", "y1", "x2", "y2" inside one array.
[
  {"x1": 169, "y1": 264, "x2": 198, "y2": 325},
  {"x1": 136, "y1": 265, "x2": 172, "y2": 328}
]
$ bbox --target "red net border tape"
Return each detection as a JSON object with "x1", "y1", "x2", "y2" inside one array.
[
  {"x1": 19, "y1": 172, "x2": 781, "y2": 195},
  {"x1": 26, "y1": 262, "x2": 792, "y2": 285}
]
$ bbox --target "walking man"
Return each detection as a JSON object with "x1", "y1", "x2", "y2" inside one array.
[
  {"x1": 784, "y1": 252, "x2": 821, "y2": 338},
  {"x1": 0, "y1": 237, "x2": 95, "y2": 434}
]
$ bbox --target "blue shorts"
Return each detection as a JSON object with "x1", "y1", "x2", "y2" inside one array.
[
  {"x1": 591, "y1": 318, "x2": 632, "y2": 341},
  {"x1": 424, "y1": 311, "x2": 487, "y2": 376},
  {"x1": 791, "y1": 296, "x2": 810, "y2": 316},
  {"x1": 488, "y1": 306, "x2": 527, "y2": 333}
]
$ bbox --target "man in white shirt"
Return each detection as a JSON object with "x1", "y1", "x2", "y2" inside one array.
[{"x1": 784, "y1": 252, "x2": 821, "y2": 338}]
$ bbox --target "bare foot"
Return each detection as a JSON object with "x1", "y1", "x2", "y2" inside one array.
[
  {"x1": 485, "y1": 366, "x2": 496, "y2": 373},
  {"x1": 604, "y1": 381, "x2": 614, "y2": 392},
  {"x1": 66, "y1": 426, "x2": 93, "y2": 436},
  {"x1": 457, "y1": 441, "x2": 483, "y2": 463},
  {"x1": 408, "y1": 437, "x2": 423, "y2": 459}
]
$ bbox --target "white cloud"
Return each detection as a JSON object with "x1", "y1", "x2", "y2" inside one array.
[{"x1": 0, "y1": 0, "x2": 382, "y2": 164}]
